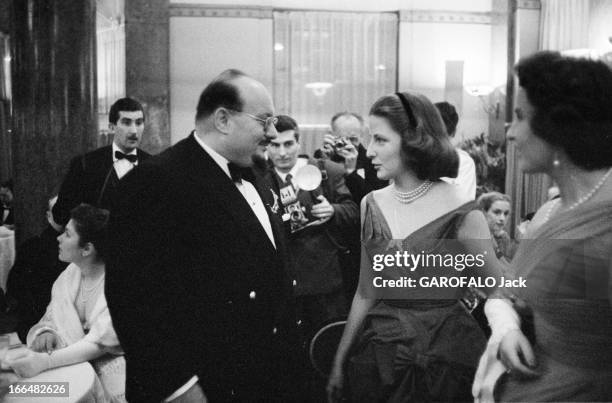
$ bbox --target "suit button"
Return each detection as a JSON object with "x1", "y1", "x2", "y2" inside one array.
[
  {"x1": 227, "y1": 300, "x2": 233, "y2": 304},
  {"x1": 292, "y1": 279, "x2": 297, "y2": 286},
  {"x1": 273, "y1": 327, "x2": 278, "y2": 334},
  {"x1": 249, "y1": 291, "x2": 256, "y2": 299},
  {"x1": 296, "y1": 319, "x2": 302, "y2": 325}
]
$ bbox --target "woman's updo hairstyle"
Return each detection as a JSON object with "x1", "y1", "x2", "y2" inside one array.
[
  {"x1": 516, "y1": 51, "x2": 612, "y2": 170},
  {"x1": 477, "y1": 191, "x2": 511, "y2": 213},
  {"x1": 369, "y1": 91, "x2": 459, "y2": 181},
  {"x1": 70, "y1": 203, "x2": 110, "y2": 261}
]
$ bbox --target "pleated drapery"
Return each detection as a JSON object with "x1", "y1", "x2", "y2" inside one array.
[{"x1": 273, "y1": 11, "x2": 397, "y2": 156}]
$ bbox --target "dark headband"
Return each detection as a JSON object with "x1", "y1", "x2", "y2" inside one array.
[{"x1": 396, "y1": 92, "x2": 417, "y2": 129}]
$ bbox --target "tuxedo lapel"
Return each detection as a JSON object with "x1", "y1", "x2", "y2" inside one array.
[{"x1": 182, "y1": 135, "x2": 277, "y2": 253}]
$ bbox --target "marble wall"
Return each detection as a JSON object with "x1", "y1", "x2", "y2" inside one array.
[{"x1": 11, "y1": 0, "x2": 97, "y2": 241}]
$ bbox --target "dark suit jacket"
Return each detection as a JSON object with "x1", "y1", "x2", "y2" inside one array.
[
  {"x1": 106, "y1": 134, "x2": 291, "y2": 402},
  {"x1": 52, "y1": 145, "x2": 151, "y2": 225},
  {"x1": 343, "y1": 143, "x2": 388, "y2": 203},
  {"x1": 264, "y1": 158, "x2": 358, "y2": 296}
]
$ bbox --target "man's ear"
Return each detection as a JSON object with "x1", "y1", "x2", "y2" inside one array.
[
  {"x1": 213, "y1": 108, "x2": 232, "y2": 135},
  {"x1": 108, "y1": 122, "x2": 116, "y2": 134}
]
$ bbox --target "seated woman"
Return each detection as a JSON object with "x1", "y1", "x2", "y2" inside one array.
[
  {"x1": 477, "y1": 192, "x2": 517, "y2": 263},
  {"x1": 9, "y1": 203, "x2": 125, "y2": 402}
]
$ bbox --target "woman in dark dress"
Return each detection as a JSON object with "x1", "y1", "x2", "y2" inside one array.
[{"x1": 327, "y1": 91, "x2": 503, "y2": 402}]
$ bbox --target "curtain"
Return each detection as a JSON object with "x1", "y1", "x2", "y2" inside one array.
[
  {"x1": 96, "y1": 18, "x2": 125, "y2": 144},
  {"x1": 539, "y1": 0, "x2": 590, "y2": 51},
  {"x1": 273, "y1": 11, "x2": 397, "y2": 157},
  {"x1": 0, "y1": 34, "x2": 11, "y2": 182},
  {"x1": 507, "y1": 0, "x2": 590, "y2": 230}
]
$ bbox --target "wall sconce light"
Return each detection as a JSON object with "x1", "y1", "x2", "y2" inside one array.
[
  {"x1": 465, "y1": 85, "x2": 500, "y2": 119},
  {"x1": 305, "y1": 82, "x2": 333, "y2": 97}
]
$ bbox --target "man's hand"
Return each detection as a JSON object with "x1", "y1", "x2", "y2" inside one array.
[
  {"x1": 30, "y1": 332, "x2": 59, "y2": 354},
  {"x1": 336, "y1": 143, "x2": 358, "y2": 174},
  {"x1": 310, "y1": 195, "x2": 334, "y2": 224},
  {"x1": 320, "y1": 134, "x2": 337, "y2": 159}
]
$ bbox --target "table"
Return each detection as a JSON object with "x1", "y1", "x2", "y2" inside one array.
[
  {"x1": 0, "y1": 343, "x2": 96, "y2": 403},
  {"x1": 0, "y1": 227, "x2": 15, "y2": 292}
]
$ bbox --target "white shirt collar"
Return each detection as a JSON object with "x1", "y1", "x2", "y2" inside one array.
[
  {"x1": 112, "y1": 142, "x2": 138, "y2": 162},
  {"x1": 192, "y1": 131, "x2": 232, "y2": 180},
  {"x1": 275, "y1": 157, "x2": 308, "y2": 182}
]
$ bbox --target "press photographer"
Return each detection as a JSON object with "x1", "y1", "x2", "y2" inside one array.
[{"x1": 264, "y1": 114, "x2": 359, "y2": 399}]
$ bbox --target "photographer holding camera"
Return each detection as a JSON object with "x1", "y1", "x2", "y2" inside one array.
[
  {"x1": 265, "y1": 115, "x2": 358, "y2": 398},
  {"x1": 320, "y1": 112, "x2": 388, "y2": 203}
]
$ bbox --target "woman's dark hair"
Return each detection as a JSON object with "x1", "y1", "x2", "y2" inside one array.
[
  {"x1": 516, "y1": 51, "x2": 612, "y2": 170},
  {"x1": 369, "y1": 92, "x2": 459, "y2": 180},
  {"x1": 70, "y1": 204, "x2": 110, "y2": 261},
  {"x1": 477, "y1": 191, "x2": 511, "y2": 212}
]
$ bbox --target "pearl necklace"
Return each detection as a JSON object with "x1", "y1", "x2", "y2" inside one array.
[
  {"x1": 542, "y1": 167, "x2": 612, "y2": 224},
  {"x1": 391, "y1": 180, "x2": 434, "y2": 204},
  {"x1": 79, "y1": 275, "x2": 105, "y2": 303}
]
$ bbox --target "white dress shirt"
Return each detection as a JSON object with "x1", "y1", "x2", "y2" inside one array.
[
  {"x1": 112, "y1": 142, "x2": 138, "y2": 179},
  {"x1": 441, "y1": 148, "x2": 477, "y2": 200},
  {"x1": 274, "y1": 157, "x2": 307, "y2": 186}
]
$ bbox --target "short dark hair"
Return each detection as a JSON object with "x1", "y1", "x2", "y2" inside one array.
[
  {"x1": 523, "y1": 211, "x2": 535, "y2": 221},
  {"x1": 0, "y1": 179, "x2": 12, "y2": 191},
  {"x1": 274, "y1": 115, "x2": 299, "y2": 141},
  {"x1": 516, "y1": 51, "x2": 612, "y2": 170},
  {"x1": 434, "y1": 101, "x2": 459, "y2": 137},
  {"x1": 195, "y1": 69, "x2": 248, "y2": 122},
  {"x1": 70, "y1": 204, "x2": 110, "y2": 261},
  {"x1": 369, "y1": 92, "x2": 459, "y2": 181},
  {"x1": 109, "y1": 97, "x2": 145, "y2": 125},
  {"x1": 330, "y1": 112, "x2": 364, "y2": 130},
  {"x1": 477, "y1": 191, "x2": 511, "y2": 212}
]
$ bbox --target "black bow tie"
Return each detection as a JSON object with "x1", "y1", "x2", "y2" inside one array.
[
  {"x1": 227, "y1": 162, "x2": 243, "y2": 183},
  {"x1": 115, "y1": 151, "x2": 138, "y2": 163}
]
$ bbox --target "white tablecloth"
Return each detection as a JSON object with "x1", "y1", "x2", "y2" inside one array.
[
  {"x1": 0, "y1": 227, "x2": 15, "y2": 292},
  {"x1": 1, "y1": 344, "x2": 96, "y2": 403}
]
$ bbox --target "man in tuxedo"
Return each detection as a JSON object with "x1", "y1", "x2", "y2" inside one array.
[
  {"x1": 51, "y1": 97, "x2": 151, "y2": 227},
  {"x1": 106, "y1": 70, "x2": 292, "y2": 402}
]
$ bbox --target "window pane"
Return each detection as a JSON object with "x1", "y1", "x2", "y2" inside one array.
[{"x1": 273, "y1": 11, "x2": 397, "y2": 128}]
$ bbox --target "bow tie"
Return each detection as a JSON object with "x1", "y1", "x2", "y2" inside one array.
[
  {"x1": 227, "y1": 162, "x2": 243, "y2": 183},
  {"x1": 115, "y1": 151, "x2": 138, "y2": 163}
]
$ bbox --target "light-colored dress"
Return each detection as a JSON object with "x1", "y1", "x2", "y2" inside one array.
[
  {"x1": 476, "y1": 200, "x2": 612, "y2": 402},
  {"x1": 27, "y1": 263, "x2": 126, "y2": 403}
]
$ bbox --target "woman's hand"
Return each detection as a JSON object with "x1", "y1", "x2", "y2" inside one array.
[
  {"x1": 326, "y1": 363, "x2": 345, "y2": 403},
  {"x1": 9, "y1": 350, "x2": 50, "y2": 378},
  {"x1": 498, "y1": 329, "x2": 539, "y2": 377},
  {"x1": 30, "y1": 332, "x2": 59, "y2": 354}
]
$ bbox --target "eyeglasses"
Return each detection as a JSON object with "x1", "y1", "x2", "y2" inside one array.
[{"x1": 229, "y1": 110, "x2": 278, "y2": 133}]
